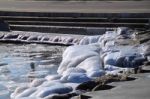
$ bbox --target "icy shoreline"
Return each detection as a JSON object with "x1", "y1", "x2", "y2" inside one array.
[
  {"x1": 1, "y1": 27, "x2": 150, "y2": 99},
  {"x1": 0, "y1": 31, "x2": 84, "y2": 46}
]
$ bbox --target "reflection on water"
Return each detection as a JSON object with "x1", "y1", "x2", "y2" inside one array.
[{"x1": 0, "y1": 43, "x2": 65, "y2": 95}]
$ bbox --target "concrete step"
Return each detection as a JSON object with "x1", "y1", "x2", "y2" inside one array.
[
  {"x1": 0, "y1": 11, "x2": 150, "y2": 18},
  {"x1": 0, "y1": 16, "x2": 149, "y2": 23},
  {"x1": 1, "y1": 11, "x2": 149, "y2": 34},
  {"x1": 8, "y1": 21, "x2": 149, "y2": 28},
  {"x1": 10, "y1": 25, "x2": 108, "y2": 35}
]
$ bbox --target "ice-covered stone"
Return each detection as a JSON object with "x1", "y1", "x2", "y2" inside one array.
[
  {"x1": 116, "y1": 27, "x2": 130, "y2": 35},
  {"x1": 27, "y1": 71, "x2": 49, "y2": 78},
  {"x1": 140, "y1": 43, "x2": 150, "y2": 56},
  {"x1": 38, "y1": 81, "x2": 62, "y2": 88},
  {"x1": 77, "y1": 55, "x2": 102, "y2": 72},
  {"x1": 11, "y1": 86, "x2": 29, "y2": 99},
  {"x1": 40, "y1": 37, "x2": 49, "y2": 42},
  {"x1": 0, "y1": 34, "x2": 4, "y2": 39},
  {"x1": 86, "y1": 70, "x2": 105, "y2": 78},
  {"x1": 3, "y1": 34, "x2": 19, "y2": 39},
  {"x1": 30, "y1": 78, "x2": 46, "y2": 87},
  {"x1": 15, "y1": 97, "x2": 41, "y2": 99},
  {"x1": 45, "y1": 75, "x2": 62, "y2": 81},
  {"x1": 62, "y1": 68, "x2": 86, "y2": 76},
  {"x1": 103, "y1": 45, "x2": 144, "y2": 68},
  {"x1": 105, "y1": 65, "x2": 132, "y2": 73},
  {"x1": 11, "y1": 27, "x2": 149, "y2": 99},
  {"x1": 62, "y1": 37, "x2": 74, "y2": 44},
  {"x1": 52, "y1": 36, "x2": 61, "y2": 42},
  {"x1": 36, "y1": 84, "x2": 72, "y2": 98},
  {"x1": 61, "y1": 73, "x2": 91, "y2": 83},
  {"x1": 20, "y1": 35, "x2": 29, "y2": 40},
  {"x1": 57, "y1": 44, "x2": 101, "y2": 74},
  {"x1": 15, "y1": 88, "x2": 37, "y2": 98},
  {"x1": 42, "y1": 94, "x2": 59, "y2": 99},
  {"x1": 29, "y1": 82, "x2": 61, "y2": 98},
  {"x1": 79, "y1": 35, "x2": 101, "y2": 45},
  {"x1": 27, "y1": 36, "x2": 39, "y2": 41},
  {"x1": 72, "y1": 38, "x2": 79, "y2": 44},
  {"x1": 103, "y1": 51, "x2": 121, "y2": 66}
]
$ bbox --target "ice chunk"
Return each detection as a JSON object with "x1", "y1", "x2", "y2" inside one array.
[
  {"x1": 15, "y1": 88, "x2": 37, "y2": 98},
  {"x1": 61, "y1": 36, "x2": 74, "y2": 44},
  {"x1": 36, "y1": 84, "x2": 72, "y2": 98},
  {"x1": 11, "y1": 86, "x2": 29, "y2": 99},
  {"x1": 77, "y1": 55, "x2": 102, "y2": 72},
  {"x1": 45, "y1": 75, "x2": 62, "y2": 81},
  {"x1": 103, "y1": 45, "x2": 143, "y2": 68},
  {"x1": 40, "y1": 37, "x2": 49, "y2": 42},
  {"x1": 87, "y1": 70, "x2": 105, "y2": 78},
  {"x1": 57, "y1": 44, "x2": 101, "y2": 74},
  {"x1": 27, "y1": 36, "x2": 39, "y2": 41},
  {"x1": 116, "y1": 27, "x2": 130, "y2": 35},
  {"x1": 103, "y1": 51, "x2": 120, "y2": 66},
  {"x1": 52, "y1": 36, "x2": 61, "y2": 42},
  {"x1": 62, "y1": 68, "x2": 86, "y2": 76},
  {"x1": 3, "y1": 34, "x2": 19, "y2": 39},
  {"x1": 30, "y1": 78, "x2": 46, "y2": 87},
  {"x1": 79, "y1": 35, "x2": 101, "y2": 45},
  {"x1": 61, "y1": 73, "x2": 91, "y2": 83}
]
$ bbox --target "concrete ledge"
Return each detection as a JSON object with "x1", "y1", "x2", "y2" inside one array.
[
  {"x1": 10, "y1": 25, "x2": 107, "y2": 35},
  {"x1": 0, "y1": 11, "x2": 150, "y2": 18}
]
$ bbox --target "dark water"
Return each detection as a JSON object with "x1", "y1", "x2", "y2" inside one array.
[{"x1": 0, "y1": 43, "x2": 65, "y2": 93}]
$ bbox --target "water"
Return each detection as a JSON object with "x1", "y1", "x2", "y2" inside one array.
[{"x1": 0, "y1": 43, "x2": 65, "y2": 98}]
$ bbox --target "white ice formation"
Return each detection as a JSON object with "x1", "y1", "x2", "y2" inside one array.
[
  {"x1": 11, "y1": 27, "x2": 147, "y2": 99},
  {"x1": 0, "y1": 34, "x2": 80, "y2": 45}
]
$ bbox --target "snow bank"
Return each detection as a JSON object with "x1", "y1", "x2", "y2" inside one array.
[{"x1": 57, "y1": 44, "x2": 102, "y2": 74}]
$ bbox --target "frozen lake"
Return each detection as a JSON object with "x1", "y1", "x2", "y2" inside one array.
[{"x1": 0, "y1": 43, "x2": 65, "y2": 98}]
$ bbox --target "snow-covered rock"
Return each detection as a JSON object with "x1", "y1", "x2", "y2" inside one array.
[
  {"x1": 61, "y1": 73, "x2": 91, "y2": 83},
  {"x1": 29, "y1": 78, "x2": 46, "y2": 87},
  {"x1": 45, "y1": 75, "x2": 62, "y2": 81},
  {"x1": 57, "y1": 44, "x2": 102, "y2": 74},
  {"x1": 11, "y1": 85, "x2": 29, "y2": 98},
  {"x1": 15, "y1": 88, "x2": 37, "y2": 98},
  {"x1": 79, "y1": 35, "x2": 101, "y2": 45},
  {"x1": 36, "y1": 84, "x2": 72, "y2": 98}
]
